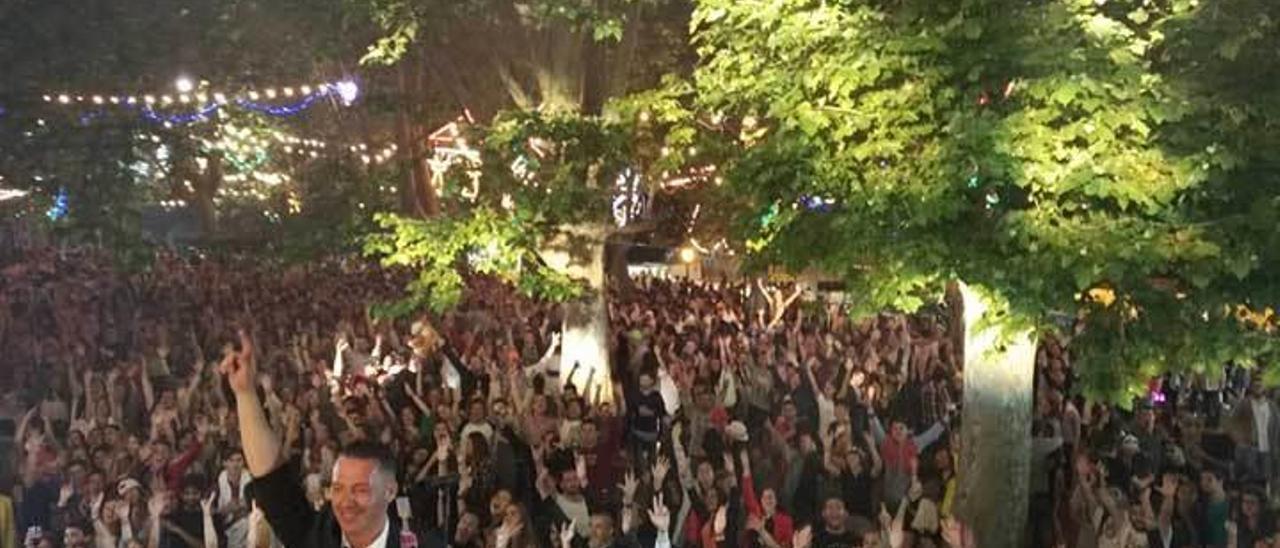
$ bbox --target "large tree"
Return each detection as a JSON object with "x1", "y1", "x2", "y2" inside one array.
[
  {"x1": 357, "y1": 0, "x2": 718, "y2": 395},
  {"x1": 690, "y1": 0, "x2": 1280, "y2": 544}
]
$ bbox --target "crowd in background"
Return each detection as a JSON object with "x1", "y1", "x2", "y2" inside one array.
[{"x1": 1, "y1": 245, "x2": 1278, "y2": 548}]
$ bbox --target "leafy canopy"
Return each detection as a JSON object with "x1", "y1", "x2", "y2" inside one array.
[{"x1": 692, "y1": 0, "x2": 1280, "y2": 399}]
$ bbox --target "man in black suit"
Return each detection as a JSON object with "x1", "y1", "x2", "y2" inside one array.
[{"x1": 220, "y1": 329, "x2": 401, "y2": 548}]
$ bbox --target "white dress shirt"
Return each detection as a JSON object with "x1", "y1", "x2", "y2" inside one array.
[{"x1": 342, "y1": 518, "x2": 390, "y2": 548}]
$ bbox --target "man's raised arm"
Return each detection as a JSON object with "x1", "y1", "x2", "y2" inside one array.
[{"x1": 220, "y1": 329, "x2": 282, "y2": 477}]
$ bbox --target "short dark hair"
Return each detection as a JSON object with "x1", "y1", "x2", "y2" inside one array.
[
  {"x1": 340, "y1": 441, "x2": 398, "y2": 478},
  {"x1": 1201, "y1": 465, "x2": 1225, "y2": 482}
]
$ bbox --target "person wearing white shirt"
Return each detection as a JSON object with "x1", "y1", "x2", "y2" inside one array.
[{"x1": 1231, "y1": 375, "x2": 1280, "y2": 501}]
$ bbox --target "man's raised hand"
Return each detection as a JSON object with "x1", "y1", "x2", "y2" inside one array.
[
  {"x1": 648, "y1": 494, "x2": 670, "y2": 532},
  {"x1": 220, "y1": 328, "x2": 257, "y2": 396}
]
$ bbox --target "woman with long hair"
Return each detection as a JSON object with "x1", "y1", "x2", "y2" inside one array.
[{"x1": 492, "y1": 501, "x2": 539, "y2": 548}]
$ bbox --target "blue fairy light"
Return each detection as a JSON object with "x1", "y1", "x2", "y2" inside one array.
[
  {"x1": 46, "y1": 187, "x2": 68, "y2": 220},
  {"x1": 799, "y1": 194, "x2": 837, "y2": 212},
  {"x1": 139, "y1": 103, "x2": 221, "y2": 126}
]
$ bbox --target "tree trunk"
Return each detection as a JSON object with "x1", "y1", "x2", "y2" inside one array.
[
  {"x1": 952, "y1": 282, "x2": 1035, "y2": 548},
  {"x1": 605, "y1": 238, "x2": 633, "y2": 296},
  {"x1": 410, "y1": 56, "x2": 440, "y2": 216},
  {"x1": 192, "y1": 152, "x2": 221, "y2": 237},
  {"x1": 541, "y1": 223, "x2": 612, "y2": 402},
  {"x1": 394, "y1": 65, "x2": 425, "y2": 217},
  {"x1": 395, "y1": 60, "x2": 439, "y2": 217},
  {"x1": 945, "y1": 281, "x2": 965, "y2": 369}
]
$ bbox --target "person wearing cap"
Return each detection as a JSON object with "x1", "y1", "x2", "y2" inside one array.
[
  {"x1": 113, "y1": 478, "x2": 148, "y2": 537},
  {"x1": 220, "y1": 330, "x2": 404, "y2": 548}
]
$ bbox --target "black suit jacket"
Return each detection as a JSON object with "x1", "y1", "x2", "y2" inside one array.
[{"x1": 252, "y1": 459, "x2": 402, "y2": 548}]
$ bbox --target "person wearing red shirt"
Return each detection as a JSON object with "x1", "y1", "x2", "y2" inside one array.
[{"x1": 741, "y1": 449, "x2": 794, "y2": 548}]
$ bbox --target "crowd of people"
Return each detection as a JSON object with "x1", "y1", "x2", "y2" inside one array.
[{"x1": 1, "y1": 245, "x2": 1279, "y2": 548}]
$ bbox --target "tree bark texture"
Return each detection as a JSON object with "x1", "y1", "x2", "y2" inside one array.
[
  {"x1": 952, "y1": 283, "x2": 1035, "y2": 548},
  {"x1": 541, "y1": 223, "x2": 613, "y2": 402}
]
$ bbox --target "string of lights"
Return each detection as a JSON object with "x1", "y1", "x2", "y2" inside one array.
[
  {"x1": 38, "y1": 79, "x2": 358, "y2": 109},
  {"x1": 24, "y1": 80, "x2": 361, "y2": 127}
]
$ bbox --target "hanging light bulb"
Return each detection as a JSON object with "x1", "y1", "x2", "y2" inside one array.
[{"x1": 334, "y1": 80, "x2": 359, "y2": 105}]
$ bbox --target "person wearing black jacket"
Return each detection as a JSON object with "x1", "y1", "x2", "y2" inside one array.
[{"x1": 220, "y1": 329, "x2": 403, "y2": 548}]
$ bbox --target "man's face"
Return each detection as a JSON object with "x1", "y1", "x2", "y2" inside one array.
[
  {"x1": 491, "y1": 400, "x2": 510, "y2": 421},
  {"x1": 225, "y1": 453, "x2": 245, "y2": 475},
  {"x1": 1243, "y1": 493, "x2": 1263, "y2": 518},
  {"x1": 103, "y1": 426, "x2": 122, "y2": 447},
  {"x1": 330, "y1": 457, "x2": 396, "y2": 539},
  {"x1": 489, "y1": 490, "x2": 512, "y2": 518},
  {"x1": 696, "y1": 462, "x2": 715, "y2": 487},
  {"x1": 639, "y1": 374, "x2": 654, "y2": 391},
  {"x1": 1199, "y1": 471, "x2": 1220, "y2": 494},
  {"x1": 468, "y1": 401, "x2": 486, "y2": 423},
  {"x1": 589, "y1": 515, "x2": 614, "y2": 547},
  {"x1": 799, "y1": 434, "x2": 817, "y2": 454},
  {"x1": 580, "y1": 422, "x2": 600, "y2": 449},
  {"x1": 821, "y1": 498, "x2": 847, "y2": 531},
  {"x1": 891, "y1": 422, "x2": 908, "y2": 442},
  {"x1": 64, "y1": 527, "x2": 88, "y2": 548},
  {"x1": 181, "y1": 486, "x2": 201, "y2": 509},
  {"x1": 566, "y1": 400, "x2": 583, "y2": 420},
  {"x1": 782, "y1": 402, "x2": 797, "y2": 420},
  {"x1": 934, "y1": 449, "x2": 952, "y2": 472},
  {"x1": 761, "y1": 488, "x2": 778, "y2": 515},
  {"x1": 86, "y1": 472, "x2": 104, "y2": 495},
  {"x1": 1138, "y1": 409, "x2": 1155, "y2": 429},
  {"x1": 68, "y1": 463, "x2": 87, "y2": 484},
  {"x1": 151, "y1": 443, "x2": 172, "y2": 467},
  {"x1": 559, "y1": 471, "x2": 582, "y2": 497},
  {"x1": 455, "y1": 513, "x2": 480, "y2": 543},
  {"x1": 695, "y1": 390, "x2": 714, "y2": 410}
]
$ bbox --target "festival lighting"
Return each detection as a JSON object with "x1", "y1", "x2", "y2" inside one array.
[{"x1": 28, "y1": 78, "x2": 360, "y2": 126}]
